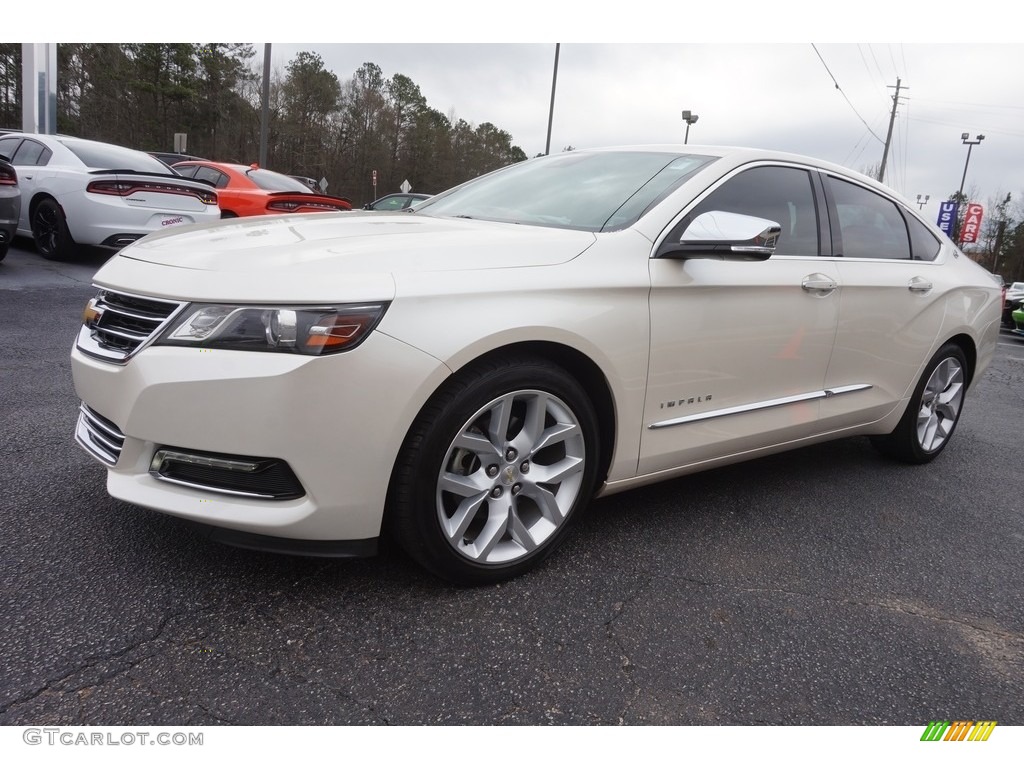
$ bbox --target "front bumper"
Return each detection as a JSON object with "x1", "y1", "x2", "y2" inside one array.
[{"x1": 71, "y1": 331, "x2": 449, "y2": 544}]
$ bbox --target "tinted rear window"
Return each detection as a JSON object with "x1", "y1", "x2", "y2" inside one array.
[
  {"x1": 59, "y1": 139, "x2": 172, "y2": 174},
  {"x1": 239, "y1": 168, "x2": 313, "y2": 193}
]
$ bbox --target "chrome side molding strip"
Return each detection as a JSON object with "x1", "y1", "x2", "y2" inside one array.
[{"x1": 648, "y1": 384, "x2": 872, "y2": 430}]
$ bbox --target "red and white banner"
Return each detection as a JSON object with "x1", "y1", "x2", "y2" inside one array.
[{"x1": 960, "y1": 203, "x2": 984, "y2": 243}]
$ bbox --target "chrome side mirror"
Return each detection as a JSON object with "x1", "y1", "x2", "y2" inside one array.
[{"x1": 658, "y1": 211, "x2": 781, "y2": 261}]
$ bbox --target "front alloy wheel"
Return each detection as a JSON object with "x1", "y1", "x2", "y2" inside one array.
[
  {"x1": 437, "y1": 390, "x2": 587, "y2": 565},
  {"x1": 389, "y1": 357, "x2": 599, "y2": 585}
]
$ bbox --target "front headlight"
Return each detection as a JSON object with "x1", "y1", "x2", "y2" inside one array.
[{"x1": 155, "y1": 302, "x2": 389, "y2": 355}]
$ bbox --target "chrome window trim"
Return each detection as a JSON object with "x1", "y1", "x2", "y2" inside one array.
[{"x1": 648, "y1": 384, "x2": 872, "y2": 430}]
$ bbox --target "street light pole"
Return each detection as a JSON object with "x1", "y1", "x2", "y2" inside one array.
[
  {"x1": 955, "y1": 132, "x2": 984, "y2": 243},
  {"x1": 682, "y1": 110, "x2": 699, "y2": 144},
  {"x1": 957, "y1": 133, "x2": 984, "y2": 201},
  {"x1": 916, "y1": 194, "x2": 930, "y2": 210},
  {"x1": 544, "y1": 43, "x2": 560, "y2": 156}
]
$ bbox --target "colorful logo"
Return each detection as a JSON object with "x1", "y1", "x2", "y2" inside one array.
[{"x1": 920, "y1": 720, "x2": 997, "y2": 742}]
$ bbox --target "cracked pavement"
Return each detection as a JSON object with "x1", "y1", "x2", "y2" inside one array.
[{"x1": 1, "y1": 242, "x2": 1022, "y2": 725}]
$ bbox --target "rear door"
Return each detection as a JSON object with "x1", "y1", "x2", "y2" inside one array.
[{"x1": 818, "y1": 174, "x2": 948, "y2": 428}]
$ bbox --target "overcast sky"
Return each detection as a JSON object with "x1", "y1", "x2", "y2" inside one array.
[
  {"x1": 15, "y1": 1, "x2": 1024, "y2": 223},
  {"x1": 263, "y1": 40, "x2": 1024, "y2": 218}
]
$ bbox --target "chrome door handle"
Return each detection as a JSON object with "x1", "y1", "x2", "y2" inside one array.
[
  {"x1": 908, "y1": 276, "x2": 933, "y2": 294},
  {"x1": 802, "y1": 274, "x2": 837, "y2": 295}
]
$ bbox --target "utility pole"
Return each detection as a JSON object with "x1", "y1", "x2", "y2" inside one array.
[{"x1": 877, "y1": 78, "x2": 905, "y2": 184}]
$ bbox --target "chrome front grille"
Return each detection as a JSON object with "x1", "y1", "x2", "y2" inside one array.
[
  {"x1": 76, "y1": 403, "x2": 126, "y2": 466},
  {"x1": 76, "y1": 289, "x2": 186, "y2": 363}
]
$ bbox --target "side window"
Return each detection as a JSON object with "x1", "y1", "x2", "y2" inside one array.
[
  {"x1": 12, "y1": 140, "x2": 47, "y2": 166},
  {"x1": 193, "y1": 166, "x2": 227, "y2": 189},
  {"x1": 0, "y1": 137, "x2": 21, "y2": 161},
  {"x1": 379, "y1": 196, "x2": 410, "y2": 210},
  {"x1": 175, "y1": 164, "x2": 199, "y2": 178},
  {"x1": 686, "y1": 166, "x2": 820, "y2": 256},
  {"x1": 829, "y1": 177, "x2": 911, "y2": 260},
  {"x1": 906, "y1": 214, "x2": 941, "y2": 261}
]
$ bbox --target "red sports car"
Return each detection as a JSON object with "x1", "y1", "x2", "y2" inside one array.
[{"x1": 173, "y1": 161, "x2": 351, "y2": 218}]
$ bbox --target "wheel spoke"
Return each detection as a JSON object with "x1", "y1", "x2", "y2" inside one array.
[
  {"x1": 439, "y1": 470, "x2": 489, "y2": 497},
  {"x1": 520, "y1": 484, "x2": 564, "y2": 526},
  {"x1": 918, "y1": 413, "x2": 940, "y2": 451},
  {"x1": 534, "y1": 421, "x2": 581, "y2": 454},
  {"x1": 507, "y1": 505, "x2": 539, "y2": 552},
  {"x1": 529, "y1": 455, "x2": 584, "y2": 485},
  {"x1": 936, "y1": 381, "x2": 963, "y2": 406},
  {"x1": 472, "y1": 500, "x2": 511, "y2": 559},
  {"x1": 487, "y1": 395, "x2": 514, "y2": 446},
  {"x1": 451, "y1": 430, "x2": 500, "y2": 460},
  {"x1": 443, "y1": 493, "x2": 488, "y2": 543},
  {"x1": 510, "y1": 393, "x2": 549, "y2": 454}
]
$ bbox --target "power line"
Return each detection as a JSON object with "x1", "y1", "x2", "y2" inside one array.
[
  {"x1": 867, "y1": 44, "x2": 886, "y2": 83},
  {"x1": 912, "y1": 97, "x2": 1024, "y2": 112},
  {"x1": 811, "y1": 44, "x2": 885, "y2": 145},
  {"x1": 909, "y1": 114, "x2": 1024, "y2": 138}
]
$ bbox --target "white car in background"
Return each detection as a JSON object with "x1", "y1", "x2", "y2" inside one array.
[
  {"x1": 0, "y1": 133, "x2": 220, "y2": 260},
  {"x1": 71, "y1": 146, "x2": 1001, "y2": 584}
]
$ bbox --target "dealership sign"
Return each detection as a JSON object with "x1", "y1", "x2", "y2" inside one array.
[
  {"x1": 960, "y1": 203, "x2": 984, "y2": 244},
  {"x1": 937, "y1": 202, "x2": 958, "y2": 237}
]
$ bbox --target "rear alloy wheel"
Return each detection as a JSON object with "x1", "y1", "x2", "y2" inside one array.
[
  {"x1": 32, "y1": 198, "x2": 76, "y2": 261},
  {"x1": 871, "y1": 343, "x2": 967, "y2": 464},
  {"x1": 389, "y1": 357, "x2": 599, "y2": 585}
]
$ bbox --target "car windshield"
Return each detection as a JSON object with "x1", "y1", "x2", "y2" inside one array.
[
  {"x1": 60, "y1": 139, "x2": 174, "y2": 174},
  {"x1": 416, "y1": 150, "x2": 714, "y2": 232},
  {"x1": 238, "y1": 167, "x2": 316, "y2": 193}
]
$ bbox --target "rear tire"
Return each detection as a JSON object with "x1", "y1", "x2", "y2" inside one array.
[
  {"x1": 870, "y1": 343, "x2": 968, "y2": 464},
  {"x1": 31, "y1": 198, "x2": 76, "y2": 261},
  {"x1": 387, "y1": 356, "x2": 600, "y2": 585}
]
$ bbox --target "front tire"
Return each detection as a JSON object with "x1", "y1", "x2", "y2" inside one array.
[
  {"x1": 32, "y1": 198, "x2": 76, "y2": 261},
  {"x1": 388, "y1": 356, "x2": 600, "y2": 585},
  {"x1": 871, "y1": 343, "x2": 968, "y2": 464}
]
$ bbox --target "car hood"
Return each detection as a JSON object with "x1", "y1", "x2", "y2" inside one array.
[
  {"x1": 119, "y1": 212, "x2": 597, "y2": 273},
  {"x1": 95, "y1": 212, "x2": 598, "y2": 304}
]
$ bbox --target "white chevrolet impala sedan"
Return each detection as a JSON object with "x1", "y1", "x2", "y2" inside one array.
[{"x1": 71, "y1": 146, "x2": 1001, "y2": 584}]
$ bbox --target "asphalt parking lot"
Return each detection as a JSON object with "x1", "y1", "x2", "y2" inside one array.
[{"x1": 1, "y1": 240, "x2": 1022, "y2": 726}]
